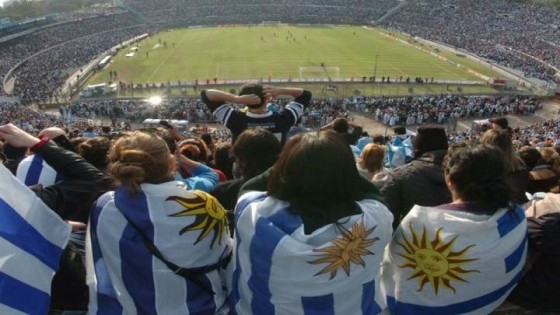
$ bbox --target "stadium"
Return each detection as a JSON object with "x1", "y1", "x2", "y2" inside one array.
[
  {"x1": 0, "y1": 0, "x2": 559, "y2": 131},
  {"x1": 1, "y1": 0, "x2": 560, "y2": 313}
]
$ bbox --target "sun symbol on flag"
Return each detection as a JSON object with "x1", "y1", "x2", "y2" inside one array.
[
  {"x1": 166, "y1": 191, "x2": 228, "y2": 248},
  {"x1": 309, "y1": 221, "x2": 379, "y2": 280},
  {"x1": 395, "y1": 224, "x2": 479, "y2": 295}
]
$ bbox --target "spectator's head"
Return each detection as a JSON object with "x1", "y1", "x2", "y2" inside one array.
[
  {"x1": 489, "y1": 117, "x2": 509, "y2": 131},
  {"x1": 539, "y1": 147, "x2": 558, "y2": 165},
  {"x1": 394, "y1": 126, "x2": 406, "y2": 136},
  {"x1": 268, "y1": 130, "x2": 364, "y2": 219},
  {"x1": 231, "y1": 129, "x2": 281, "y2": 180},
  {"x1": 108, "y1": 131, "x2": 174, "y2": 193},
  {"x1": 372, "y1": 133, "x2": 386, "y2": 145},
  {"x1": 239, "y1": 83, "x2": 266, "y2": 108},
  {"x1": 518, "y1": 146, "x2": 541, "y2": 169},
  {"x1": 332, "y1": 117, "x2": 349, "y2": 134},
  {"x1": 444, "y1": 143, "x2": 510, "y2": 210},
  {"x1": 213, "y1": 142, "x2": 234, "y2": 180},
  {"x1": 480, "y1": 129, "x2": 525, "y2": 172},
  {"x1": 357, "y1": 143, "x2": 386, "y2": 174},
  {"x1": 200, "y1": 133, "x2": 214, "y2": 150},
  {"x1": 101, "y1": 125, "x2": 112, "y2": 134},
  {"x1": 78, "y1": 137, "x2": 111, "y2": 171},
  {"x1": 413, "y1": 125, "x2": 448, "y2": 158},
  {"x1": 178, "y1": 137, "x2": 210, "y2": 163}
]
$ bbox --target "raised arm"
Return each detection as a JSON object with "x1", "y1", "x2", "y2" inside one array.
[
  {"x1": 200, "y1": 89, "x2": 261, "y2": 112},
  {"x1": 264, "y1": 86, "x2": 312, "y2": 106}
]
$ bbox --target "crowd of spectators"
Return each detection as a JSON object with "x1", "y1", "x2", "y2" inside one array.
[
  {"x1": 385, "y1": 0, "x2": 560, "y2": 84},
  {"x1": 347, "y1": 94, "x2": 540, "y2": 126},
  {"x1": 1, "y1": 84, "x2": 559, "y2": 314},
  {"x1": 122, "y1": 0, "x2": 399, "y2": 26},
  {"x1": 0, "y1": 10, "x2": 147, "y2": 98}
]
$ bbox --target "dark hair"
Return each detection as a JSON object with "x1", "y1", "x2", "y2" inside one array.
[
  {"x1": 239, "y1": 83, "x2": 265, "y2": 107},
  {"x1": 78, "y1": 137, "x2": 111, "y2": 170},
  {"x1": 178, "y1": 137, "x2": 209, "y2": 163},
  {"x1": 268, "y1": 130, "x2": 364, "y2": 232},
  {"x1": 372, "y1": 133, "x2": 386, "y2": 145},
  {"x1": 213, "y1": 142, "x2": 234, "y2": 180},
  {"x1": 332, "y1": 118, "x2": 349, "y2": 134},
  {"x1": 444, "y1": 143, "x2": 511, "y2": 210},
  {"x1": 232, "y1": 129, "x2": 281, "y2": 179},
  {"x1": 518, "y1": 146, "x2": 541, "y2": 169}
]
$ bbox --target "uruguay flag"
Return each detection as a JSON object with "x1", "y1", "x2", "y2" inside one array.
[
  {"x1": 230, "y1": 191, "x2": 394, "y2": 315},
  {"x1": 387, "y1": 136, "x2": 413, "y2": 168},
  {"x1": 16, "y1": 154, "x2": 62, "y2": 187},
  {"x1": 86, "y1": 182, "x2": 233, "y2": 314},
  {"x1": 0, "y1": 163, "x2": 71, "y2": 314},
  {"x1": 383, "y1": 204, "x2": 527, "y2": 315}
]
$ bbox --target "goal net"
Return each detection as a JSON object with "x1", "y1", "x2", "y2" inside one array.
[{"x1": 298, "y1": 66, "x2": 341, "y2": 81}]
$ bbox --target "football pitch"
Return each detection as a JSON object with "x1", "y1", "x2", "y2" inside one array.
[{"x1": 88, "y1": 25, "x2": 502, "y2": 89}]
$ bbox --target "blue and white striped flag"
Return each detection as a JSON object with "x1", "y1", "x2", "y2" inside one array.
[
  {"x1": 383, "y1": 204, "x2": 527, "y2": 315},
  {"x1": 16, "y1": 154, "x2": 62, "y2": 187},
  {"x1": 387, "y1": 136, "x2": 413, "y2": 168},
  {"x1": 230, "y1": 191, "x2": 394, "y2": 315},
  {"x1": 0, "y1": 163, "x2": 71, "y2": 314},
  {"x1": 86, "y1": 183, "x2": 232, "y2": 314}
]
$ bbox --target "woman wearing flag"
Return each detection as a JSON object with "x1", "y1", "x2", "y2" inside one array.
[
  {"x1": 230, "y1": 130, "x2": 393, "y2": 314},
  {"x1": 383, "y1": 143, "x2": 527, "y2": 314},
  {"x1": 86, "y1": 131, "x2": 232, "y2": 314}
]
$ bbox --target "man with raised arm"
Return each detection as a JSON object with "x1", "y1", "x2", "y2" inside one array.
[{"x1": 200, "y1": 84, "x2": 312, "y2": 145}]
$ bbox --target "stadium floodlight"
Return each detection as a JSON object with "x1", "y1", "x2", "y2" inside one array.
[{"x1": 147, "y1": 96, "x2": 163, "y2": 106}]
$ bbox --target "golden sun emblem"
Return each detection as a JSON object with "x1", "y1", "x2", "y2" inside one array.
[
  {"x1": 166, "y1": 191, "x2": 228, "y2": 248},
  {"x1": 396, "y1": 224, "x2": 479, "y2": 295},
  {"x1": 309, "y1": 221, "x2": 379, "y2": 280}
]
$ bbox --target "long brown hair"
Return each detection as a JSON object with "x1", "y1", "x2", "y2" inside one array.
[
  {"x1": 480, "y1": 129, "x2": 526, "y2": 173},
  {"x1": 108, "y1": 131, "x2": 174, "y2": 193}
]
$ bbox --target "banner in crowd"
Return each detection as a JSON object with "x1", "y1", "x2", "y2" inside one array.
[
  {"x1": 0, "y1": 163, "x2": 70, "y2": 314},
  {"x1": 384, "y1": 205, "x2": 527, "y2": 314}
]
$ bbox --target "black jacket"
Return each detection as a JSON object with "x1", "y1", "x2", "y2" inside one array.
[
  {"x1": 31, "y1": 142, "x2": 112, "y2": 223},
  {"x1": 380, "y1": 149, "x2": 452, "y2": 229}
]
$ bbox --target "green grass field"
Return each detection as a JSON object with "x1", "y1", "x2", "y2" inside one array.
[{"x1": 88, "y1": 25, "x2": 505, "y2": 88}]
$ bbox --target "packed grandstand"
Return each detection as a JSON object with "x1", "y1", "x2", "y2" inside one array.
[{"x1": 0, "y1": 0, "x2": 558, "y2": 102}]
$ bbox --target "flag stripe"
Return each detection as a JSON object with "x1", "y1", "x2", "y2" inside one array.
[
  {"x1": 90, "y1": 193, "x2": 123, "y2": 315},
  {"x1": 0, "y1": 198, "x2": 63, "y2": 270},
  {"x1": 497, "y1": 206, "x2": 525, "y2": 237},
  {"x1": 504, "y1": 235, "x2": 527, "y2": 273},
  {"x1": 24, "y1": 155, "x2": 42, "y2": 186},
  {"x1": 361, "y1": 280, "x2": 381, "y2": 315},
  {"x1": 249, "y1": 216, "x2": 285, "y2": 314},
  {"x1": 267, "y1": 206, "x2": 301, "y2": 235},
  {"x1": 0, "y1": 270, "x2": 50, "y2": 314},
  {"x1": 0, "y1": 238, "x2": 54, "y2": 294},
  {"x1": 117, "y1": 190, "x2": 158, "y2": 315},
  {"x1": 186, "y1": 275, "x2": 216, "y2": 315},
  {"x1": 235, "y1": 192, "x2": 267, "y2": 222},
  {"x1": 0, "y1": 303, "x2": 26, "y2": 315},
  {"x1": 387, "y1": 268, "x2": 524, "y2": 315},
  {"x1": 301, "y1": 293, "x2": 335, "y2": 315}
]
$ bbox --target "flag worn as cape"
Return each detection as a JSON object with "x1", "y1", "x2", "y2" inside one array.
[
  {"x1": 86, "y1": 182, "x2": 232, "y2": 315},
  {"x1": 0, "y1": 163, "x2": 70, "y2": 314},
  {"x1": 230, "y1": 191, "x2": 394, "y2": 315},
  {"x1": 383, "y1": 204, "x2": 527, "y2": 315}
]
